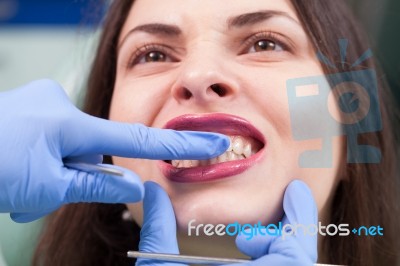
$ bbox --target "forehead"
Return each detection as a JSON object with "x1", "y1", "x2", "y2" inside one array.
[{"x1": 120, "y1": 0, "x2": 299, "y2": 38}]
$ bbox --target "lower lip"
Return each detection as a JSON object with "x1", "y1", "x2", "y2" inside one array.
[{"x1": 159, "y1": 149, "x2": 265, "y2": 183}]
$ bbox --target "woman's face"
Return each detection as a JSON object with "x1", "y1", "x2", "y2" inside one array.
[{"x1": 110, "y1": 0, "x2": 342, "y2": 231}]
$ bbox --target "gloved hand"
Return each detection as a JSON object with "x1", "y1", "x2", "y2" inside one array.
[
  {"x1": 136, "y1": 182, "x2": 181, "y2": 266},
  {"x1": 137, "y1": 180, "x2": 317, "y2": 266},
  {"x1": 0, "y1": 79, "x2": 229, "y2": 223},
  {"x1": 228, "y1": 180, "x2": 318, "y2": 266}
]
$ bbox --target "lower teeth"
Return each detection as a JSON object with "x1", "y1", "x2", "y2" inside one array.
[{"x1": 171, "y1": 151, "x2": 246, "y2": 168}]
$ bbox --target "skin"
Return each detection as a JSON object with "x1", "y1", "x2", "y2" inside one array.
[{"x1": 110, "y1": 0, "x2": 343, "y2": 257}]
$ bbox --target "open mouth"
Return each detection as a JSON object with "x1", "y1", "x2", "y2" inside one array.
[
  {"x1": 170, "y1": 135, "x2": 263, "y2": 168},
  {"x1": 159, "y1": 113, "x2": 266, "y2": 183}
]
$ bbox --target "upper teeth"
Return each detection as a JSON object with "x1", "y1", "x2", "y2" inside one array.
[{"x1": 171, "y1": 135, "x2": 260, "y2": 168}]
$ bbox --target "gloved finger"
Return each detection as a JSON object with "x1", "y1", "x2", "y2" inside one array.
[
  {"x1": 229, "y1": 238, "x2": 309, "y2": 266},
  {"x1": 64, "y1": 154, "x2": 103, "y2": 164},
  {"x1": 10, "y1": 207, "x2": 57, "y2": 223},
  {"x1": 227, "y1": 248, "x2": 308, "y2": 266},
  {"x1": 235, "y1": 180, "x2": 317, "y2": 260},
  {"x1": 235, "y1": 228, "x2": 275, "y2": 259},
  {"x1": 63, "y1": 164, "x2": 144, "y2": 203},
  {"x1": 281, "y1": 180, "x2": 318, "y2": 261},
  {"x1": 63, "y1": 114, "x2": 230, "y2": 160},
  {"x1": 139, "y1": 182, "x2": 180, "y2": 254}
]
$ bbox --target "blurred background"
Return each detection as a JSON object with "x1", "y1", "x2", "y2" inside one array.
[
  {"x1": 0, "y1": 0, "x2": 399, "y2": 265},
  {"x1": 0, "y1": 0, "x2": 105, "y2": 101}
]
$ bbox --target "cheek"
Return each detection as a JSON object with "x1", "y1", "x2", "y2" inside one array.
[
  {"x1": 293, "y1": 136, "x2": 343, "y2": 217},
  {"x1": 109, "y1": 78, "x2": 171, "y2": 124},
  {"x1": 109, "y1": 91, "x2": 154, "y2": 124},
  {"x1": 242, "y1": 66, "x2": 343, "y2": 217}
]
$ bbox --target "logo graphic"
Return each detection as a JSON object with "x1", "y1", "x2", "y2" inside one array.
[
  {"x1": 287, "y1": 39, "x2": 382, "y2": 167},
  {"x1": 187, "y1": 220, "x2": 384, "y2": 240}
]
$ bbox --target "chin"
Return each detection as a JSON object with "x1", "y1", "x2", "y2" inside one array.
[{"x1": 170, "y1": 186, "x2": 285, "y2": 233}]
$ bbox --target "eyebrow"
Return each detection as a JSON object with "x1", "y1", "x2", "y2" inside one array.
[
  {"x1": 127, "y1": 23, "x2": 181, "y2": 36},
  {"x1": 227, "y1": 10, "x2": 298, "y2": 29},
  {"x1": 119, "y1": 23, "x2": 181, "y2": 49},
  {"x1": 119, "y1": 10, "x2": 298, "y2": 49}
]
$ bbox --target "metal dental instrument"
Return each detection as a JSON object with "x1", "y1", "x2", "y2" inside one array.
[
  {"x1": 64, "y1": 162, "x2": 124, "y2": 177},
  {"x1": 127, "y1": 251, "x2": 248, "y2": 265},
  {"x1": 127, "y1": 251, "x2": 345, "y2": 266}
]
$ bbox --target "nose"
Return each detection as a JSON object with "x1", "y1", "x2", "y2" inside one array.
[{"x1": 171, "y1": 49, "x2": 238, "y2": 105}]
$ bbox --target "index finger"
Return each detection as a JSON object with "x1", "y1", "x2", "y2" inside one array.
[{"x1": 62, "y1": 113, "x2": 230, "y2": 160}]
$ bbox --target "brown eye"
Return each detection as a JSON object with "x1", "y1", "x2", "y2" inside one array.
[
  {"x1": 254, "y1": 40, "x2": 277, "y2": 52},
  {"x1": 145, "y1": 51, "x2": 166, "y2": 62}
]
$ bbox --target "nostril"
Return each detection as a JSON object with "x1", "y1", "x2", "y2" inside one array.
[
  {"x1": 182, "y1": 88, "x2": 192, "y2": 99},
  {"x1": 210, "y1": 84, "x2": 227, "y2": 97}
]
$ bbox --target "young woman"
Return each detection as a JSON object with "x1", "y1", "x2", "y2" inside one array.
[{"x1": 33, "y1": 0, "x2": 400, "y2": 265}]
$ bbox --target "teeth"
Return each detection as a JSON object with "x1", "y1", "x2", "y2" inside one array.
[
  {"x1": 170, "y1": 135, "x2": 262, "y2": 168},
  {"x1": 182, "y1": 160, "x2": 191, "y2": 168},
  {"x1": 210, "y1": 157, "x2": 218, "y2": 165},
  {"x1": 227, "y1": 151, "x2": 236, "y2": 161},
  {"x1": 243, "y1": 143, "x2": 251, "y2": 158},
  {"x1": 227, "y1": 139, "x2": 233, "y2": 151},
  {"x1": 232, "y1": 136, "x2": 244, "y2": 155},
  {"x1": 172, "y1": 160, "x2": 180, "y2": 167},
  {"x1": 217, "y1": 152, "x2": 227, "y2": 163}
]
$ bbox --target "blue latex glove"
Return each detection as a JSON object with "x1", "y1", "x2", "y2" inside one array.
[
  {"x1": 228, "y1": 180, "x2": 318, "y2": 266},
  {"x1": 136, "y1": 182, "x2": 181, "y2": 266},
  {"x1": 0, "y1": 79, "x2": 229, "y2": 223},
  {"x1": 137, "y1": 180, "x2": 317, "y2": 266}
]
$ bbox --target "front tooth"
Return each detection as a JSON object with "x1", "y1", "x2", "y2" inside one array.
[
  {"x1": 232, "y1": 136, "x2": 244, "y2": 155},
  {"x1": 183, "y1": 160, "x2": 192, "y2": 168},
  {"x1": 217, "y1": 152, "x2": 227, "y2": 163},
  {"x1": 179, "y1": 160, "x2": 185, "y2": 167},
  {"x1": 172, "y1": 160, "x2": 180, "y2": 167},
  {"x1": 243, "y1": 143, "x2": 251, "y2": 158},
  {"x1": 227, "y1": 151, "x2": 236, "y2": 161},
  {"x1": 227, "y1": 138, "x2": 233, "y2": 151},
  {"x1": 210, "y1": 157, "x2": 218, "y2": 165},
  {"x1": 191, "y1": 160, "x2": 200, "y2": 167}
]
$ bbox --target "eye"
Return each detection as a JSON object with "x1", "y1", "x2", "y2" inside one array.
[
  {"x1": 128, "y1": 44, "x2": 175, "y2": 67},
  {"x1": 251, "y1": 39, "x2": 283, "y2": 52},
  {"x1": 243, "y1": 31, "x2": 289, "y2": 54},
  {"x1": 142, "y1": 51, "x2": 167, "y2": 63}
]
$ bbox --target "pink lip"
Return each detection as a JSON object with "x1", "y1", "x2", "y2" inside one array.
[{"x1": 159, "y1": 113, "x2": 266, "y2": 183}]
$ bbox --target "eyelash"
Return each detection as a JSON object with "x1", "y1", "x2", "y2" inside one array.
[
  {"x1": 127, "y1": 31, "x2": 291, "y2": 68},
  {"x1": 241, "y1": 31, "x2": 291, "y2": 54},
  {"x1": 127, "y1": 43, "x2": 174, "y2": 68}
]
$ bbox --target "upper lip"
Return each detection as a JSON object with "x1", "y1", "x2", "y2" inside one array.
[{"x1": 163, "y1": 113, "x2": 265, "y2": 145}]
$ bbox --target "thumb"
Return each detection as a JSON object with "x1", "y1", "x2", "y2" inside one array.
[
  {"x1": 281, "y1": 179, "x2": 318, "y2": 260},
  {"x1": 63, "y1": 164, "x2": 144, "y2": 203},
  {"x1": 137, "y1": 182, "x2": 180, "y2": 266},
  {"x1": 139, "y1": 182, "x2": 179, "y2": 254},
  {"x1": 235, "y1": 180, "x2": 317, "y2": 261}
]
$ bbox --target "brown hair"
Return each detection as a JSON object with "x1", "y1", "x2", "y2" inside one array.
[{"x1": 33, "y1": 1, "x2": 400, "y2": 265}]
